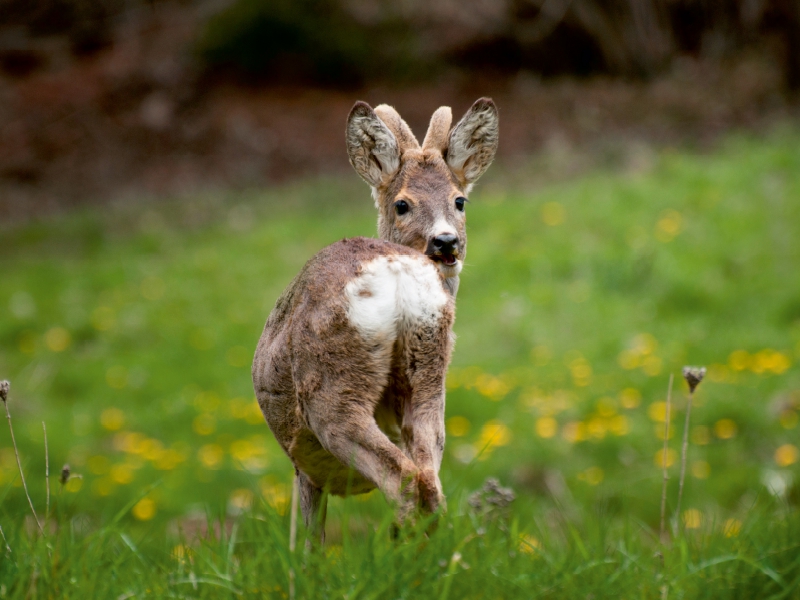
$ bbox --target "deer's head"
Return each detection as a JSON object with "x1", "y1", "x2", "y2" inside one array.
[{"x1": 346, "y1": 99, "x2": 499, "y2": 287}]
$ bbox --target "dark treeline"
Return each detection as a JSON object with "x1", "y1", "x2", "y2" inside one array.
[{"x1": 1, "y1": 0, "x2": 798, "y2": 90}]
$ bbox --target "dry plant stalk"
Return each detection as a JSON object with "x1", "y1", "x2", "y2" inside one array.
[
  {"x1": 675, "y1": 367, "x2": 706, "y2": 530},
  {"x1": 0, "y1": 524, "x2": 10, "y2": 554},
  {"x1": 659, "y1": 374, "x2": 673, "y2": 541},
  {"x1": 1, "y1": 381, "x2": 44, "y2": 536},
  {"x1": 288, "y1": 476, "x2": 299, "y2": 600},
  {"x1": 43, "y1": 422, "x2": 50, "y2": 522}
]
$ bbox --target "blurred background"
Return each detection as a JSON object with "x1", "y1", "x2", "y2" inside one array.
[
  {"x1": 1, "y1": 0, "x2": 799, "y2": 536},
  {"x1": 1, "y1": 0, "x2": 799, "y2": 219}
]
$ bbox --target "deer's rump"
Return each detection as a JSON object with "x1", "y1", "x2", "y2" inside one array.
[{"x1": 252, "y1": 236, "x2": 454, "y2": 495}]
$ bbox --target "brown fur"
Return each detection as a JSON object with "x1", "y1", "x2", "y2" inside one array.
[{"x1": 252, "y1": 99, "x2": 499, "y2": 541}]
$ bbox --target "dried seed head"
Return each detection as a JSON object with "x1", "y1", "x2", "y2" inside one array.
[
  {"x1": 468, "y1": 477, "x2": 516, "y2": 525},
  {"x1": 59, "y1": 464, "x2": 71, "y2": 485},
  {"x1": 682, "y1": 366, "x2": 706, "y2": 393},
  {"x1": 0, "y1": 380, "x2": 8, "y2": 403}
]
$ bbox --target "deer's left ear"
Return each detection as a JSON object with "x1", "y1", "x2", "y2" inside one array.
[{"x1": 446, "y1": 98, "x2": 499, "y2": 186}]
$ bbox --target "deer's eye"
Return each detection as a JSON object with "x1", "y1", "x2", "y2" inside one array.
[
  {"x1": 395, "y1": 200, "x2": 409, "y2": 216},
  {"x1": 455, "y1": 197, "x2": 467, "y2": 212}
]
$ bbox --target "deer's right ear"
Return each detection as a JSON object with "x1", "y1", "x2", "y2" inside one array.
[{"x1": 346, "y1": 101, "x2": 400, "y2": 188}]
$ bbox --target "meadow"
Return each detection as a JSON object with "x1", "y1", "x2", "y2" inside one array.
[{"x1": 1, "y1": 129, "x2": 799, "y2": 598}]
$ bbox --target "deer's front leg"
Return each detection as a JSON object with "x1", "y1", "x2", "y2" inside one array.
[
  {"x1": 303, "y1": 400, "x2": 422, "y2": 520},
  {"x1": 401, "y1": 321, "x2": 452, "y2": 514}
]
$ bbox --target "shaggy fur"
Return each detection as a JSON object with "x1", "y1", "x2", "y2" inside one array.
[{"x1": 252, "y1": 99, "x2": 499, "y2": 541}]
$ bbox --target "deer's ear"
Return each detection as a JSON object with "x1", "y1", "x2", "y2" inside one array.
[
  {"x1": 346, "y1": 101, "x2": 401, "y2": 187},
  {"x1": 446, "y1": 98, "x2": 499, "y2": 186}
]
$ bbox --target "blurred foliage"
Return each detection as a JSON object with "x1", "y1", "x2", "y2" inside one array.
[
  {"x1": 194, "y1": 0, "x2": 800, "y2": 88},
  {"x1": 198, "y1": 0, "x2": 422, "y2": 86}
]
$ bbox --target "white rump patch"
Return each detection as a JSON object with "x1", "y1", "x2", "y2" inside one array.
[{"x1": 345, "y1": 255, "x2": 448, "y2": 343}]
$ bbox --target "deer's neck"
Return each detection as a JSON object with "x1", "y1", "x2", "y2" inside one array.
[{"x1": 443, "y1": 275, "x2": 459, "y2": 298}]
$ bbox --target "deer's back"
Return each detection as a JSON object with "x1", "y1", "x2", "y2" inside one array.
[{"x1": 252, "y1": 236, "x2": 453, "y2": 492}]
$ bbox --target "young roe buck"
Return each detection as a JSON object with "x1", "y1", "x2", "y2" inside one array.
[{"x1": 252, "y1": 98, "x2": 499, "y2": 541}]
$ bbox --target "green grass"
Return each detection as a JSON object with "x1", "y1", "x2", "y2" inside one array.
[{"x1": 1, "y1": 129, "x2": 800, "y2": 597}]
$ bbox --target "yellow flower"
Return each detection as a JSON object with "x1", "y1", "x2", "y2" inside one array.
[
  {"x1": 193, "y1": 413, "x2": 216, "y2": 436},
  {"x1": 728, "y1": 350, "x2": 750, "y2": 371},
  {"x1": 193, "y1": 391, "x2": 221, "y2": 413},
  {"x1": 608, "y1": 415, "x2": 629, "y2": 436},
  {"x1": 172, "y1": 545, "x2": 193, "y2": 563},
  {"x1": 229, "y1": 488, "x2": 255, "y2": 512},
  {"x1": 655, "y1": 423, "x2": 674, "y2": 441},
  {"x1": 751, "y1": 349, "x2": 791, "y2": 375},
  {"x1": 518, "y1": 534, "x2": 542, "y2": 554},
  {"x1": 723, "y1": 518, "x2": 742, "y2": 538},
  {"x1": 707, "y1": 364, "x2": 730, "y2": 383},
  {"x1": 475, "y1": 420, "x2": 512, "y2": 458},
  {"x1": 617, "y1": 350, "x2": 640, "y2": 370},
  {"x1": 447, "y1": 416, "x2": 471, "y2": 437},
  {"x1": 580, "y1": 466, "x2": 604, "y2": 486},
  {"x1": 569, "y1": 358, "x2": 592, "y2": 387},
  {"x1": 619, "y1": 388, "x2": 641, "y2": 409},
  {"x1": 541, "y1": 202, "x2": 565, "y2": 226},
  {"x1": 230, "y1": 439, "x2": 257, "y2": 461},
  {"x1": 691, "y1": 460, "x2": 710, "y2": 479},
  {"x1": 648, "y1": 402, "x2": 669, "y2": 423},
  {"x1": 775, "y1": 444, "x2": 799, "y2": 467},
  {"x1": 110, "y1": 464, "x2": 134, "y2": 484},
  {"x1": 45, "y1": 327, "x2": 71, "y2": 352},
  {"x1": 632, "y1": 333, "x2": 658, "y2": 355},
  {"x1": 260, "y1": 480, "x2": 290, "y2": 515},
  {"x1": 596, "y1": 398, "x2": 616, "y2": 417},
  {"x1": 133, "y1": 498, "x2": 156, "y2": 521},
  {"x1": 642, "y1": 355, "x2": 662, "y2": 376},
  {"x1": 682, "y1": 509, "x2": 702, "y2": 529},
  {"x1": 66, "y1": 477, "x2": 83, "y2": 492},
  {"x1": 230, "y1": 400, "x2": 265, "y2": 424},
  {"x1": 535, "y1": 417, "x2": 558, "y2": 439},
  {"x1": 141, "y1": 438, "x2": 165, "y2": 461},
  {"x1": 654, "y1": 448, "x2": 677, "y2": 468},
  {"x1": 475, "y1": 373, "x2": 510, "y2": 401},
  {"x1": 100, "y1": 407, "x2": 125, "y2": 431},
  {"x1": 655, "y1": 210, "x2": 682, "y2": 242},
  {"x1": 198, "y1": 444, "x2": 224, "y2": 469},
  {"x1": 562, "y1": 421, "x2": 587, "y2": 443},
  {"x1": 586, "y1": 417, "x2": 606, "y2": 440},
  {"x1": 714, "y1": 419, "x2": 737, "y2": 440},
  {"x1": 154, "y1": 448, "x2": 186, "y2": 471}
]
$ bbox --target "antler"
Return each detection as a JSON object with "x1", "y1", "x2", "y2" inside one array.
[{"x1": 422, "y1": 106, "x2": 452, "y2": 154}]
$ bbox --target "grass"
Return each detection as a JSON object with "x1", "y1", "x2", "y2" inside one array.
[{"x1": 1, "y1": 128, "x2": 800, "y2": 597}]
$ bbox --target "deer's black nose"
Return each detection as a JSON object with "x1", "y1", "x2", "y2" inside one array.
[{"x1": 432, "y1": 233, "x2": 458, "y2": 255}]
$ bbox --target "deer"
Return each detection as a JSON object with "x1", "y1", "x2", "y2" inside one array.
[{"x1": 252, "y1": 98, "x2": 499, "y2": 543}]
